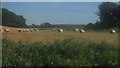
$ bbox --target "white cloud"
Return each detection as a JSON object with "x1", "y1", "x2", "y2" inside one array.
[{"x1": 2, "y1": 0, "x2": 120, "y2": 2}]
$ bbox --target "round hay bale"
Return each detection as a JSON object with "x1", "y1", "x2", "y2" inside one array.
[
  {"x1": 26, "y1": 29, "x2": 29, "y2": 32},
  {"x1": 22, "y1": 29, "x2": 26, "y2": 32},
  {"x1": 58, "y1": 29, "x2": 63, "y2": 32},
  {"x1": 110, "y1": 30, "x2": 116, "y2": 34},
  {"x1": 34, "y1": 29, "x2": 39, "y2": 31},
  {"x1": 4, "y1": 29, "x2": 10, "y2": 32},
  {"x1": 18, "y1": 29, "x2": 22, "y2": 32},
  {"x1": 79, "y1": 29, "x2": 85, "y2": 33},
  {"x1": 74, "y1": 29, "x2": 79, "y2": 32},
  {"x1": 30, "y1": 29, "x2": 34, "y2": 32}
]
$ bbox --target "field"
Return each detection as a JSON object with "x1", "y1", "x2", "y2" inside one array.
[
  {"x1": 1, "y1": 26, "x2": 118, "y2": 46},
  {"x1": 1, "y1": 26, "x2": 119, "y2": 66}
]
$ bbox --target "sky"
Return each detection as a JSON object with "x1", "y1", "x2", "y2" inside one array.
[
  {"x1": 2, "y1": 0, "x2": 119, "y2": 2},
  {"x1": 2, "y1": 2, "x2": 103, "y2": 25}
]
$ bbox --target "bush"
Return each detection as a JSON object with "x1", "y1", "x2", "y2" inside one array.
[{"x1": 2, "y1": 38, "x2": 118, "y2": 67}]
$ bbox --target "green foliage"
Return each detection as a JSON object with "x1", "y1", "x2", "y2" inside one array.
[
  {"x1": 52, "y1": 24, "x2": 85, "y2": 30},
  {"x1": 2, "y1": 8, "x2": 27, "y2": 28},
  {"x1": 28, "y1": 24, "x2": 40, "y2": 28},
  {"x1": 85, "y1": 2, "x2": 119, "y2": 29},
  {"x1": 2, "y1": 38, "x2": 118, "y2": 67},
  {"x1": 40, "y1": 22, "x2": 53, "y2": 28},
  {"x1": 98, "y1": 2, "x2": 118, "y2": 28},
  {"x1": 85, "y1": 23, "x2": 94, "y2": 29}
]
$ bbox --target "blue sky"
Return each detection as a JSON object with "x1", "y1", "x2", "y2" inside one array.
[
  {"x1": 3, "y1": 2, "x2": 101, "y2": 25},
  {"x1": 3, "y1": 0, "x2": 119, "y2": 2}
]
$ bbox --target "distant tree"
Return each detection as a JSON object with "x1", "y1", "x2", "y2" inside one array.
[
  {"x1": 40, "y1": 22, "x2": 52, "y2": 28},
  {"x1": 28, "y1": 24, "x2": 40, "y2": 28},
  {"x1": 2, "y1": 8, "x2": 27, "y2": 27},
  {"x1": 85, "y1": 23, "x2": 94, "y2": 29},
  {"x1": 31, "y1": 24, "x2": 36, "y2": 26}
]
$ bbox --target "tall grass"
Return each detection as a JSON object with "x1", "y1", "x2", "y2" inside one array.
[{"x1": 2, "y1": 38, "x2": 118, "y2": 67}]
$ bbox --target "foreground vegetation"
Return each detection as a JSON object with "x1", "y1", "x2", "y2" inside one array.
[{"x1": 2, "y1": 38, "x2": 118, "y2": 67}]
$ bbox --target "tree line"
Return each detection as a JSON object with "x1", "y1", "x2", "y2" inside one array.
[
  {"x1": 85, "y1": 2, "x2": 120, "y2": 29},
  {"x1": 28, "y1": 23, "x2": 85, "y2": 30},
  {"x1": 2, "y1": 8, "x2": 27, "y2": 28}
]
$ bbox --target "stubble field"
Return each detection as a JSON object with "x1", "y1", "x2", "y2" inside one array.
[{"x1": 1, "y1": 27, "x2": 118, "y2": 46}]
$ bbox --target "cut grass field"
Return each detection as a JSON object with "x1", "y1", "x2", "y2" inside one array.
[
  {"x1": 1, "y1": 26, "x2": 119, "y2": 66},
  {"x1": 0, "y1": 26, "x2": 118, "y2": 46}
]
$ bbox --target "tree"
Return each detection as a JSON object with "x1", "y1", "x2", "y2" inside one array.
[
  {"x1": 28, "y1": 24, "x2": 40, "y2": 28},
  {"x1": 85, "y1": 23, "x2": 94, "y2": 29},
  {"x1": 98, "y1": 2, "x2": 118, "y2": 29},
  {"x1": 85, "y1": 2, "x2": 119, "y2": 30},
  {"x1": 2, "y1": 8, "x2": 27, "y2": 27},
  {"x1": 117, "y1": 1, "x2": 120, "y2": 27},
  {"x1": 40, "y1": 22, "x2": 52, "y2": 28}
]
